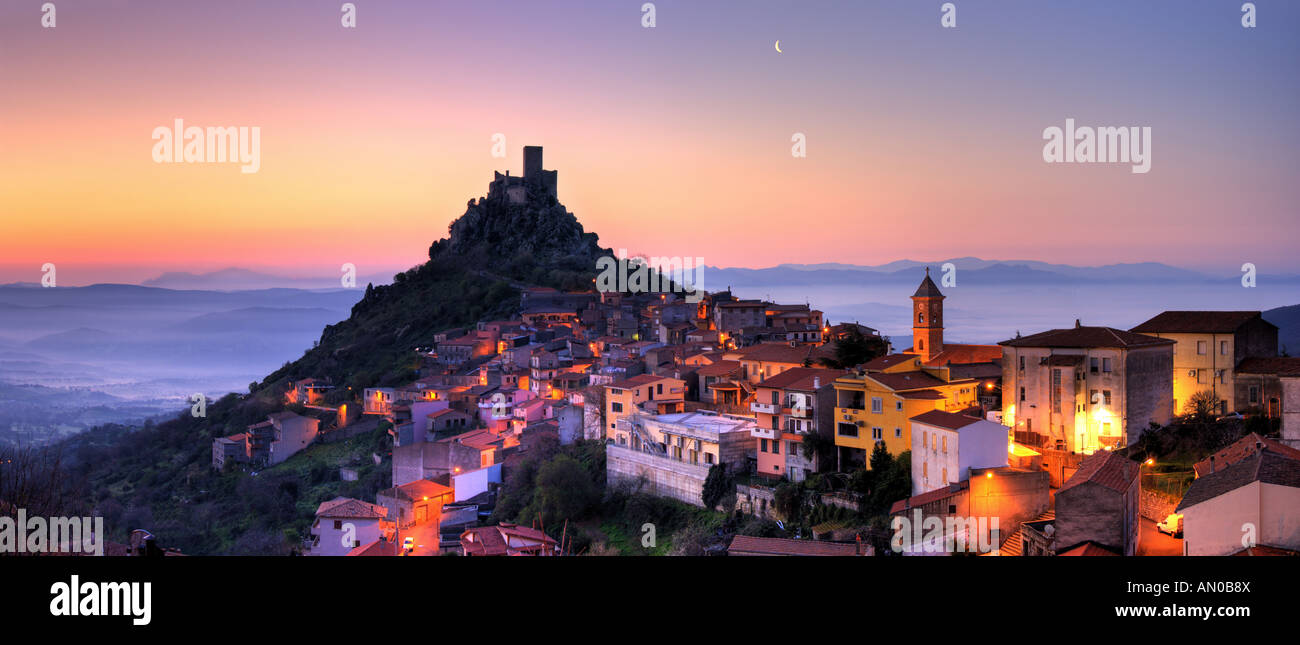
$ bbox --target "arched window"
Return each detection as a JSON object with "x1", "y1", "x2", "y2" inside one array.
[
  {"x1": 918, "y1": 339, "x2": 924, "y2": 351},
  {"x1": 918, "y1": 312, "x2": 925, "y2": 323}
]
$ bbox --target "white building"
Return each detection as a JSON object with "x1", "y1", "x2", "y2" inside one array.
[
  {"x1": 1176, "y1": 450, "x2": 1300, "y2": 556},
  {"x1": 1282, "y1": 375, "x2": 1300, "y2": 449},
  {"x1": 910, "y1": 409, "x2": 1009, "y2": 496},
  {"x1": 308, "y1": 497, "x2": 388, "y2": 556}
]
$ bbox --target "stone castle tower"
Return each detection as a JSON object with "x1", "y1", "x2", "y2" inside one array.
[
  {"x1": 489, "y1": 146, "x2": 558, "y2": 204},
  {"x1": 911, "y1": 267, "x2": 944, "y2": 362}
]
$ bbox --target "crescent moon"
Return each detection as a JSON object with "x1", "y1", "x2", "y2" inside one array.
[{"x1": 774, "y1": 40, "x2": 782, "y2": 53}]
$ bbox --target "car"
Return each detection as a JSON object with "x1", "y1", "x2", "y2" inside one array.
[
  {"x1": 402, "y1": 536, "x2": 415, "y2": 553},
  {"x1": 1215, "y1": 412, "x2": 1244, "y2": 422},
  {"x1": 1156, "y1": 513, "x2": 1183, "y2": 538}
]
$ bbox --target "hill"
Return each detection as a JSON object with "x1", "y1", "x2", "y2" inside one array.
[{"x1": 57, "y1": 164, "x2": 612, "y2": 554}]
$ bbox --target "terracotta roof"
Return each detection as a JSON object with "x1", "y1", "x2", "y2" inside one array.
[
  {"x1": 862, "y1": 354, "x2": 917, "y2": 371},
  {"x1": 1057, "y1": 541, "x2": 1120, "y2": 556},
  {"x1": 460, "y1": 523, "x2": 556, "y2": 556},
  {"x1": 1000, "y1": 325, "x2": 1173, "y2": 349},
  {"x1": 1231, "y1": 545, "x2": 1300, "y2": 556},
  {"x1": 1058, "y1": 451, "x2": 1139, "y2": 495},
  {"x1": 695, "y1": 360, "x2": 742, "y2": 377},
  {"x1": 912, "y1": 343, "x2": 1002, "y2": 367},
  {"x1": 755, "y1": 367, "x2": 845, "y2": 391},
  {"x1": 728, "y1": 535, "x2": 862, "y2": 556},
  {"x1": 909, "y1": 409, "x2": 982, "y2": 431},
  {"x1": 896, "y1": 389, "x2": 946, "y2": 400},
  {"x1": 1235, "y1": 357, "x2": 1300, "y2": 377},
  {"x1": 389, "y1": 478, "x2": 453, "y2": 502},
  {"x1": 730, "y1": 343, "x2": 835, "y2": 365},
  {"x1": 607, "y1": 373, "x2": 676, "y2": 389},
  {"x1": 1130, "y1": 311, "x2": 1270, "y2": 334},
  {"x1": 1193, "y1": 433, "x2": 1300, "y2": 477},
  {"x1": 347, "y1": 539, "x2": 399, "y2": 557},
  {"x1": 890, "y1": 480, "x2": 970, "y2": 514},
  {"x1": 866, "y1": 370, "x2": 949, "y2": 392},
  {"x1": 316, "y1": 497, "x2": 387, "y2": 520},
  {"x1": 1178, "y1": 450, "x2": 1300, "y2": 512}
]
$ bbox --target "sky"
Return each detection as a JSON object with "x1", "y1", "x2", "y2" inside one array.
[{"x1": 1, "y1": 1, "x2": 1298, "y2": 285}]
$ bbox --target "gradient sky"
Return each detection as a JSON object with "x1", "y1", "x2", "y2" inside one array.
[{"x1": 2, "y1": 1, "x2": 1298, "y2": 285}]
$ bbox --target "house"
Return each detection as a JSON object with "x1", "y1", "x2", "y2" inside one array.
[
  {"x1": 603, "y1": 374, "x2": 686, "y2": 441},
  {"x1": 889, "y1": 466, "x2": 1050, "y2": 556},
  {"x1": 210, "y1": 433, "x2": 248, "y2": 470},
  {"x1": 909, "y1": 409, "x2": 1010, "y2": 496},
  {"x1": 1129, "y1": 311, "x2": 1279, "y2": 416},
  {"x1": 1000, "y1": 321, "x2": 1174, "y2": 454},
  {"x1": 1193, "y1": 432, "x2": 1300, "y2": 478},
  {"x1": 460, "y1": 522, "x2": 557, "y2": 556},
  {"x1": 363, "y1": 387, "x2": 395, "y2": 415},
  {"x1": 376, "y1": 478, "x2": 455, "y2": 529},
  {"x1": 1053, "y1": 451, "x2": 1141, "y2": 556},
  {"x1": 427, "y1": 407, "x2": 472, "y2": 434},
  {"x1": 607, "y1": 410, "x2": 757, "y2": 506},
  {"x1": 265, "y1": 411, "x2": 321, "y2": 465},
  {"x1": 438, "y1": 335, "x2": 494, "y2": 366},
  {"x1": 287, "y1": 379, "x2": 333, "y2": 405},
  {"x1": 1176, "y1": 448, "x2": 1300, "y2": 556},
  {"x1": 1233, "y1": 357, "x2": 1300, "y2": 420},
  {"x1": 750, "y1": 367, "x2": 843, "y2": 481},
  {"x1": 727, "y1": 535, "x2": 867, "y2": 556},
  {"x1": 309, "y1": 497, "x2": 389, "y2": 556},
  {"x1": 696, "y1": 360, "x2": 745, "y2": 406},
  {"x1": 724, "y1": 342, "x2": 835, "y2": 385}
]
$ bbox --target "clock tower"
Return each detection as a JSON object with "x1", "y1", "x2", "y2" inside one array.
[{"x1": 911, "y1": 267, "x2": 945, "y2": 363}]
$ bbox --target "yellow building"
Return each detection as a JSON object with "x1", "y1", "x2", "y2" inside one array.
[
  {"x1": 1129, "y1": 311, "x2": 1278, "y2": 416},
  {"x1": 604, "y1": 374, "x2": 686, "y2": 442}
]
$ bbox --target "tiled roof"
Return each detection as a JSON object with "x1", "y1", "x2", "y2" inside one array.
[
  {"x1": 889, "y1": 480, "x2": 970, "y2": 514},
  {"x1": 909, "y1": 409, "x2": 982, "y2": 431},
  {"x1": 695, "y1": 360, "x2": 742, "y2": 377},
  {"x1": 912, "y1": 270, "x2": 944, "y2": 298},
  {"x1": 1235, "y1": 357, "x2": 1300, "y2": 376},
  {"x1": 316, "y1": 497, "x2": 387, "y2": 520},
  {"x1": 1058, "y1": 451, "x2": 1139, "y2": 495},
  {"x1": 347, "y1": 539, "x2": 399, "y2": 557},
  {"x1": 1000, "y1": 325, "x2": 1173, "y2": 349},
  {"x1": 862, "y1": 354, "x2": 917, "y2": 371},
  {"x1": 607, "y1": 373, "x2": 675, "y2": 389},
  {"x1": 895, "y1": 389, "x2": 946, "y2": 400},
  {"x1": 731, "y1": 343, "x2": 835, "y2": 365},
  {"x1": 866, "y1": 370, "x2": 949, "y2": 392},
  {"x1": 1130, "y1": 311, "x2": 1269, "y2": 334},
  {"x1": 1193, "y1": 433, "x2": 1300, "y2": 477},
  {"x1": 755, "y1": 367, "x2": 845, "y2": 391},
  {"x1": 728, "y1": 535, "x2": 862, "y2": 556},
  {"x1": 390, "y1": 478, "x2": 453, "y2": 502},
  {"x1": 1178, "y1": 450, "x2": 1300, "y2": 512},
  {"x1": 912, "y1": 343, "x2": 1003, "y2": 367}
]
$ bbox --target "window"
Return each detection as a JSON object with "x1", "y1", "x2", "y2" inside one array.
[
  {"x1": 1102, "y1": 358, "x2": 1112, "y2": 373},
  {"x1": 871, "y1": 397, "x2": 883, "y2": 414},
  {"x1": 1220, "y1": 340, "x2": 1228, "y2": 356},
  {"x1": 760, "y1": 439, "x2": 768, "y2": 453},
  {"x1": 918, "y1": 339, "x2": 924, "y2": 351},
  {"x1": 657, "y1": 384, "x2": 663, "y2": 395},
  {"x1": 1019, "y1": 387, "x2": 1025, "y2": 402},
  {"x1": 942, "y1": 436, "x2": 947, "y2": 453},
  {"x1": 772, "y1": 441, "x2": 780, "y2": 455},
  {"x1": 1090, "y1": 357, "x2": 1099, "y2": 374},
  {"x1": 923, "y1": 462, "x2": 928, "y2": 478},
  {"x1": 1019, "y1": 356, "x2": 1025, "y2": 371},
  {"x1": 611, "y1": 402, "x2": 623, "y2": 413},
  {"x1": 1249, "y1": 386, "x2": 1260, "y2": 404},
  {"x1": 837, "y1": 423, "x2": 858, "y2": 438},
  {"x1": 895, "y1": 427, "x2": 902, "y2": 438},
  {"x1": 872, "y1": 427, "x2": 883, "y2": 440},
  {"x1": 1197, "y1": 369, "x2": 1207, "y2": 385},
  {"x1": 896, "y1": 401, "x2": 903, "y2": 411},
  {"x1": 333, "y1": 520, "x2": 342, "y2": 530},
  {"x1": 706, "y1": 453, "x2": 715, "y2": 464},
  {"x1": 788, "y1": 442, "x2": 799, "y2": 457},
  {"x1": 1103, "y1": 390, "x2": 1112, "y2": 406},
  {"x1": 1090, "y1": 389, "x2": 1099, "y2": 406},
  {"x1": 1197, "y1": 341, "x2": 1207, "y2": 355},
  {"x1": 918, "y1": 312, "x2": 925, "y2": 323},
  {"x1": 941, "y1": 468, "x2": 947, "y2": 484}
]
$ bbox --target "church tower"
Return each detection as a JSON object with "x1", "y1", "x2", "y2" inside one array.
[{"x1": 911, "y1": 267, "x2": 944, "y2": 362}]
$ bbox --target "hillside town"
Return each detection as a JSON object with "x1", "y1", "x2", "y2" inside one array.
[{"x1": 210, "y1": 256, "x2": 1300, "y2": 557}]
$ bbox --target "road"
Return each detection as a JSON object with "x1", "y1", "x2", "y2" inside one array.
[
  {"x1": 1138, "y1": 518, "x2": 1183, "y2": 556},
  {"x1": 397, "y1": 520, "x2": 442, "y2": 556}
]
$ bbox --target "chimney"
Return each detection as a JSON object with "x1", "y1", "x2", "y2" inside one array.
[
  {"x1": 1209, "y1": 455, "x2": 1216, "y2": 473},
  {"x1": 1074, "y1": 319, "x2": 1081, "y2": 329},
  {"x1": 813, "y1": 376, "x2": 821, "y2": 389}
]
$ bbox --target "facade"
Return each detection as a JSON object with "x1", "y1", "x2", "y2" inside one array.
[
  {"x1": 376, "y1": 478, "x2": 454, "y2": 529},
  {"x1": 266, "y1": 411, "x2": 321, "y2": 465},
  {"x1": 1129, "y1": 310, "x2": 1278, "y2": 415},
  {"x1": 1233, "y1": 357, "x2": 1300, "y2": 420},
  {"x1": 460, "y1": 522, "x2": 557, "y2": 556},
  {"x1": 750, "y1": 367, "x2": 843, "y2": 481},
  {"x1": 1053, "y1": 451, "x2": 1141, "y2": 556},
  {"x1": 909, "y1": 409, "x2": 1010, "y2": 496},
  {"x1": 607, "y1": 410, "x2": 757, "y2": 506},
  {"x1": 1000, "y1": 322, "x2": 1173, "y2": 454},
  {"x1": 604, "y1": 374, "x2": 686, "y2": 441}
]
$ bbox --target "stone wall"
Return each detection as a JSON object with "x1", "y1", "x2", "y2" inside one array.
[
  {"x1": 607, "y1": 444, "x2": 711, "y2": 507},
  {"x1": 1138, "y1": 487, "x2": 1180, "y2": 522},
  {"x1": 736, "y1": 484, "x2": 776, "y2": 519}
]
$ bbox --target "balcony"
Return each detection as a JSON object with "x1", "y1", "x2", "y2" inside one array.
[
  {"x1": 784, "y1": 405, "x2": 812, "y2": 418},
  {"x1": 751, "y1": 402, "x2": 778, "y2": 414}
]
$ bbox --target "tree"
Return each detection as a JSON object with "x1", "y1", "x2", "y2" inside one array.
[
  {"x1": 1184, "y1": 390, "x2": 1220, "y2": 420},
  {"x1": 531, "y1": 455, "x2": 599, "y2": 524},
  {"x1": 801, "y1": 432, "x2": 837, "y2": 472},
  {"x1": 831, "y1": 327, "x2": 888, "y2": 368},
  {"x1": 701, "y1": 464, "x2": 733, "y2": 510}
]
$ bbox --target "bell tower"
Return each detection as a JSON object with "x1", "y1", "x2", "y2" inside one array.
[{"x1": 911, "y1": 267, "x2": 944, "y2": 362}]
